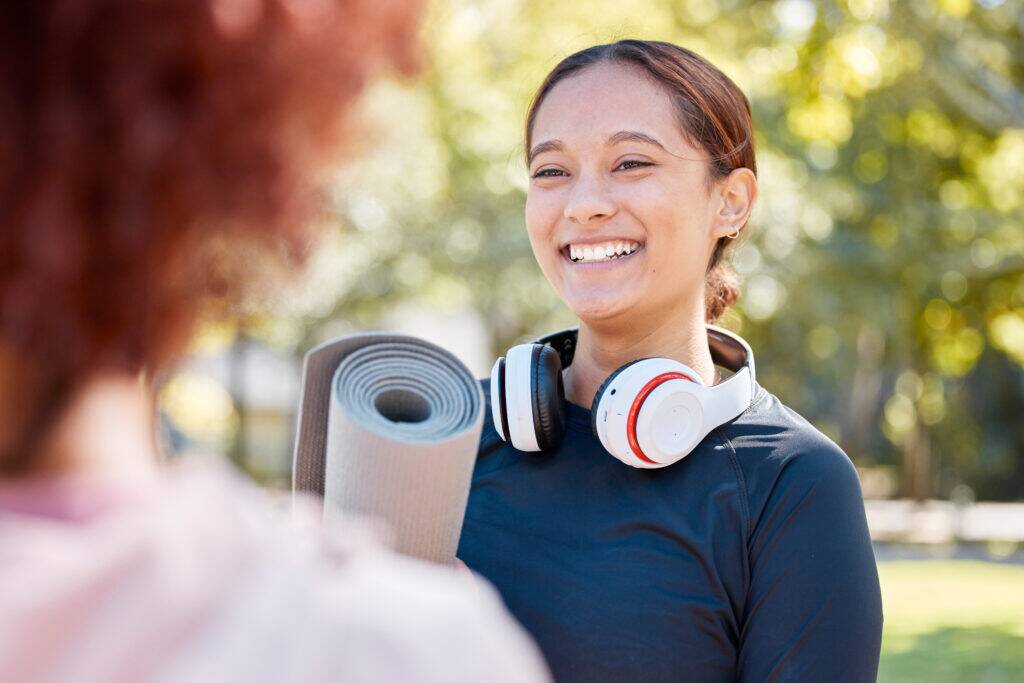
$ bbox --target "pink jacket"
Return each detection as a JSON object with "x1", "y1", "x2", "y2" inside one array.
[{"x1": 0, "y1": 463, "x2": 550, "y2": 682}]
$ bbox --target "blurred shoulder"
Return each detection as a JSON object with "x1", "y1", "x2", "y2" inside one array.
[
  {"x1": 161, "y1": 462, "x2": 550, "y2": 681},
  {"x1": 304, "y1": 547, "x2": 550, "y2": 681}
]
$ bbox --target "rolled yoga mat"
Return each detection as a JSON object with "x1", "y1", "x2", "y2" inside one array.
[{"x1": 292, "y1": 333, "x2": 484, "y2": 565}]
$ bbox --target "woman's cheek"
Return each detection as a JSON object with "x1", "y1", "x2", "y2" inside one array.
[
  {"x1": 525, "y1": 197, "x2": 561, "y2": 253},
  {"x1": 523, "y1": 223, "x2": 558, "y2": 287},
  {"x1": 525, "y1": 192, "x2": 558, "y2": 232}
]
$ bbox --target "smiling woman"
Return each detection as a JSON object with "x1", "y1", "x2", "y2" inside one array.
[{"x1": 458, "y1": 39, "x2": 884, "y2": 683}]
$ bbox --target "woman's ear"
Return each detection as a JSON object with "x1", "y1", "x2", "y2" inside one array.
[{"x1": 711, "y1": 167, "x2": 757, "y2": 240}]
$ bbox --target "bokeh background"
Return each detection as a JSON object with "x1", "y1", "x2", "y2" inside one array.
[{"x1": 157, "y1": 1, "x2": 1024, "y2": 680}]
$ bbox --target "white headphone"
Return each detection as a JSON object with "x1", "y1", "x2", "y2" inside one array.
[{"x1": 490, "y1": 325, "x2": 756, "y2": 469}]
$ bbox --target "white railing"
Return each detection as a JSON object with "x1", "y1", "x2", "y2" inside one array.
[{"x1": 865, "y1": 500, "x2": 1024, "y2": 543}]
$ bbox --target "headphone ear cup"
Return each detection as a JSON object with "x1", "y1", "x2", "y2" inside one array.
[
  {"x1": 590, "y1": 358, "x2": 647, "y2": 439},
  {"x1": 531, "y1": 344, "x2": 566, "y2": 451},
  {"x1": 501, "y1": 343, "x2": 562, "y2": 452},
  {"x1": 591, "y1": 357, "x2": 706, "y2": 468}
]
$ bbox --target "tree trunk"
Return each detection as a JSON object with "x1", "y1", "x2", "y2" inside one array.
[{"x1": 901, "y1": 421, "x2": 932, "y2": 501}]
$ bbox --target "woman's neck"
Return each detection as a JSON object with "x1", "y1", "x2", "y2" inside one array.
[
  {"x1": 22, "y1": 373, "x2": 161, "y2": 484},
  {"x1": 562, "y1": 311, "x2": 716, "y2": 409}
]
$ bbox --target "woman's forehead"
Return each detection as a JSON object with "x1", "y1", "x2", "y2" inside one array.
[{"x1": 530, "y1": 62, "x2": 692, "y2": 154}]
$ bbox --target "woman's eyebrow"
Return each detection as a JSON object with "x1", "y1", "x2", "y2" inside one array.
[
  {"x1": 528, "y1": 139, "x2": 563, "y2": 164},
  {"x1": 528, "y1": 131, "x2": 665, "y2": 164},
  {"x1": 608, "y1": 130, "x2": 666, "y2": 150}
]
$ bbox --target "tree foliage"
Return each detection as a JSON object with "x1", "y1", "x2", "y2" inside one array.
[{"x1": 256, "y1": 0, "x2": 1023, "y2": 499}]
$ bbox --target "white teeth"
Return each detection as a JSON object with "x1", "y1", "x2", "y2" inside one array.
[{"x1": 568, "y1": 240, "x2": 642, "y2": 263}]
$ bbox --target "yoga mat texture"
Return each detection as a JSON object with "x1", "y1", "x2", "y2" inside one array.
[{"x1": 292, "y1": 334, "x2": 484, "y2": 565}]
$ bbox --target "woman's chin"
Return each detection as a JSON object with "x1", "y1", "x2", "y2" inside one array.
[{"x1": 565, "y1": 293, "x2": 640, "y2": 324}]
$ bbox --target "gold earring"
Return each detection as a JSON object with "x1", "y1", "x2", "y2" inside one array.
[{"x1": 726, "y1": 225, "x2": 741, "y2": 239}]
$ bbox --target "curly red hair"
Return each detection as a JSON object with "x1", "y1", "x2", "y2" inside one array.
[{"x1": 0, "y1": 0, "x2": 423, "y2": 470}]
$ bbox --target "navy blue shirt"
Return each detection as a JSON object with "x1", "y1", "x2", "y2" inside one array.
[{"x1": 458, "y1": 380, "x2": 883, "y2": 682}]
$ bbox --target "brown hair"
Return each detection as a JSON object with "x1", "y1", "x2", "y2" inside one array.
[
  {"x1": 525, "y1": 39, "x2": 756, "y2": 323},
  {"x1": 0, "y1": 0, "x2": 423, "y2": 472}
]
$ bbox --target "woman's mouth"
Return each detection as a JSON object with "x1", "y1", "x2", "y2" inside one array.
[{"x1": 562, "y1": 240, "x2": 643, "y2": 265}]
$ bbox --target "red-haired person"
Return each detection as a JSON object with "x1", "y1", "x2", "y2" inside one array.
[
  {"x1": 0, "y1": 3, "x2": 548, "y2": 681},
  {"x1": 458, "y1": 40, "x2": 883, "y2": 682}
]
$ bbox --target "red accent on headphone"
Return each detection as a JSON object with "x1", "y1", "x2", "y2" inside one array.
[{"x1": 626, "y1": 371, "x2": 697, "y2": 464}]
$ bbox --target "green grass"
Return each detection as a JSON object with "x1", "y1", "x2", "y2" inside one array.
[{"x1": 879, "y1": 561, "x2": 1024, "y2": 683}]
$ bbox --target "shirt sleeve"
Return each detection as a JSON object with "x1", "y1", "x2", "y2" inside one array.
[{"x1": 736, "y1": 442, "x2": 883, "y2": 682}]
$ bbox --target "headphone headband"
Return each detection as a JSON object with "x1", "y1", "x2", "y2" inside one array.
[
  {"x1": 534, "y1": 328, "x2": 577, "y2": 369},
  {"x1": 535, "y1": 325, "x2": 755, "y2": 383}
]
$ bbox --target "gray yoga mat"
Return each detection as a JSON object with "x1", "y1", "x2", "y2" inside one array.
[{"x1": 292, "y1": 333, "x2": 484, "y2": 565}]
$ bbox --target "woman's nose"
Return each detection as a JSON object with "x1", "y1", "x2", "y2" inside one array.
[{"x1": 563, "y1": 174, "x2": 616, "y2": 225}]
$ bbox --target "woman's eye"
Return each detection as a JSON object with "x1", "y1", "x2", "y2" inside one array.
[
  {"x1": 616, "y1": 159, "x2": 654, "y2": 171},
  {"x1": 531, "y1": 167, "x2": 567, "y2": 178}
]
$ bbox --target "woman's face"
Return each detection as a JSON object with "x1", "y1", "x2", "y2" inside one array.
[{"x1": 526, "y1": 62, "x2": 735, "y2": 326}]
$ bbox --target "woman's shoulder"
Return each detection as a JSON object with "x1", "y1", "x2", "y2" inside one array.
[
  {"x1": 723, "y1": 384, "x2": 851, "y2": 464},
  {"x1": 161, "y1": 464, "x2": 550, "y2": 681},
  {"x1": 182, "y1": 465, "x2": 550, "y2": 681},
  {"x1": 0, "y1": 462, "x2": 548, "y2": 682},
  {"x1": 716, "y1": 384, "x2": 866, "y2": 531}
]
